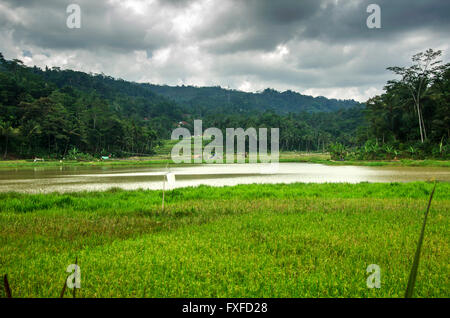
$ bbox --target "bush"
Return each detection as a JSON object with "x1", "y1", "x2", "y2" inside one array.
[
  {"x1": 347, "y1": 139, "x2": 448, "y2": 161},
  {"x1": 65, "y1": 147, "x2": 94, "y2": 161},
  {"x1": 328, "y1": 142, "x2": 348, "y2": 160}
]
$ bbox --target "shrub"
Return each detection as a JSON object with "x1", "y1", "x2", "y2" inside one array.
[{"x1": 65, "y1": 147, "x2": 94, "y2": 161}]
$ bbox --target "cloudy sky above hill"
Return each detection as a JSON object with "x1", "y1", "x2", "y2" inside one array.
[{"x1": 0, "y1": 0, "x2": 449, "y2": 101}]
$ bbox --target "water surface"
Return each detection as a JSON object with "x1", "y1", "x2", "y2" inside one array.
[{"x1": 0, "y1": 163, "x2": 448, "y2": 193}]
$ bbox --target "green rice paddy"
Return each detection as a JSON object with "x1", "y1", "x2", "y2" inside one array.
[{"x1": 0, "y1": 182, "x2": 448, "y2": 297}]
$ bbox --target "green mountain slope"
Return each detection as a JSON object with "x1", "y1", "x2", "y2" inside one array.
[{"x1": 145, "y1": 84, "x2": 361, "y2": 115}]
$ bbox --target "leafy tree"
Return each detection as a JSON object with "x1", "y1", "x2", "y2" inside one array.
[{"x1": 387, "y1": 49, "x2": 448, "y2": 143}]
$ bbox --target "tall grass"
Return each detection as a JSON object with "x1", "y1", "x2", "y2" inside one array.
[
  {"x1": 405, "y1": 183, "x2": 437, "y2": 298},
  {"x1": 3, "y1": 274, "x2": 12, "y2": 298}
]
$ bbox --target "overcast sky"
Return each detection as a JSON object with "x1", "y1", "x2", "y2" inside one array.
[{"x1": 0, "y1": 0, "x2": 449, "y2": 101}]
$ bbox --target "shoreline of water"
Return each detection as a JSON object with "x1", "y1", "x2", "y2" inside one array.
[{"x1": 0, "y1": 162, "x2": 449, "y2": 193}]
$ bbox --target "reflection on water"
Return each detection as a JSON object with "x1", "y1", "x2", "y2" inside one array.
[{"x1": 0, "y1": 163, "x2": 449, "y2": 193}]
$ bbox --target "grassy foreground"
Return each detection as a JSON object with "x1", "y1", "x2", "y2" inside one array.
[{"x1": 0, "y1": 182, "x2": 449, "y2": 298}]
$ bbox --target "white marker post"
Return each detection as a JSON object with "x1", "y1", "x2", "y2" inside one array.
[
  {"x1": 162, "y1": 166, "x2": 176, "y2": 211},
  {"x1": 166, "y1": 172, "x2": 176, "y2": 189}
]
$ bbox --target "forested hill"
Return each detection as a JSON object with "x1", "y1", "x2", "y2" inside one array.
[
  {"x1": 24, "y1": 64, "x2": 361, "y2": 116},
  {"x1": 0, "y1": 54, "x2": 183, "y2": 158},
  {"x1": 0, "y1": 53, "x2": 365, "y2": 159},
  {"x1": 1, "y1": 49, "x2": 447, "y2": 160},
  {"x1": 144, "y1": 84, "x2": 361, "y2": 116}
]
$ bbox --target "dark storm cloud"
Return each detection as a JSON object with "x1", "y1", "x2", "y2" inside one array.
[
  {"x1": 197, "y1": 0, "x2": 450, "y2": 53},
  {"x1": 0, "y1": 0, "x2": 449, "y2": 101},
  {"x1": 2, "y1": 0, "x2": 449, "y2": 53},
  {"x1": 195, "y1": 0, "x2": 322, "y2": 53},
  {"x1": 301, "y1": 0, "x2": 450, "y2": 42}
]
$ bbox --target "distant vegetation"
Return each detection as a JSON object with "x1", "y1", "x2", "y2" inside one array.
[
  {"x1": 0, "y1": 52, "x2": 361, "y2": 159},
  {"x1": 0, "y1": 49, "x2": 448, "y2": 160},
  {"x1": 0, "y1": 53, "x2": 183, "y2": 159},
  {"x1": 146, "y1": 84, "x2": 360, "y2": 114}
]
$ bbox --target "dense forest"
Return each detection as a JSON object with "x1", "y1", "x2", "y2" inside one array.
[
  {"x1": 0, "y1": 53, "x2": 184, "y2": 158},
  {"x1": 358, "y1": 49, "x2": 450, "y2": 160},
  {"x1": 0, "y1": 52, "x2": 362, "y2": 159},
  {"x1": 0, "y1": 49, "x2": 448, "y2": 160},
  {"x1": 146, "y1": 84, "x2": 360, "y2": 115}
]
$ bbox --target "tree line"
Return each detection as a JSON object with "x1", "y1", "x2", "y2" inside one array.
[
  {"x1": 0, "y1": 53, "x2": 183, "y2": 159},
  {"x1": 0, "y1": 49, "x2": 448, "y2": 160},
  {"x1": 360, "y1": 49, "x2": 449, "y2": 159}
]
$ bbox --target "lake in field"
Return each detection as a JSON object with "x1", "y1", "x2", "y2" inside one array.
[{"x1": 0, "y1": 163, "x2": 449, "y2": 193}]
